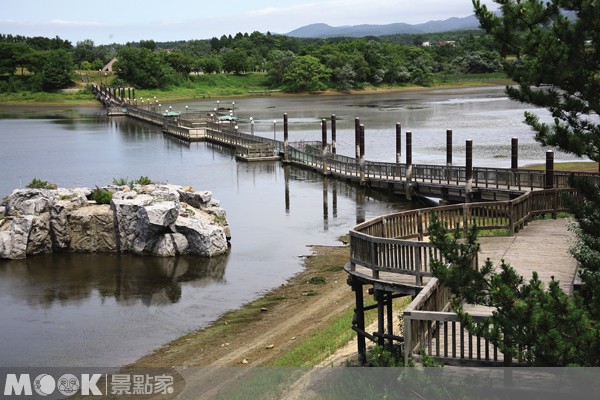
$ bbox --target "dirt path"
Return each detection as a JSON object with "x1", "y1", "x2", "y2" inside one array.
[{"x1": 131, "y1": 245, "x2": 360, "y2": 396}]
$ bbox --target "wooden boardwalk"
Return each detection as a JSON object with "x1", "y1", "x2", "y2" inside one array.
[
  {"x1": 478, "y1": 218, "x2": 577, "y2": 295},
  {"x1": 420, "y1": 219, "x2": 577, "y2": 366}
]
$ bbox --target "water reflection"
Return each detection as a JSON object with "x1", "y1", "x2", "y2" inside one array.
[{"x1": 0, "y1": 253, "x2": 227, "y2": 308}]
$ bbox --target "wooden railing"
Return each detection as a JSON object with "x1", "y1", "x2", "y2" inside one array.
[
  {"x1": 403, "y1": 278, "x2": 501, "y2": 366},
  {"x1": 349, "y1": 188, "x2": 576, "y2": 287},
  {"x1": 286, "y1": 144, "x2": 600, "y2": 189},
  {"x1": 349, "y1": 187, "x2": 578, "y2": 365},
  {"x1": 236, "y1": 143, "x2": 276, "y2": 159}
]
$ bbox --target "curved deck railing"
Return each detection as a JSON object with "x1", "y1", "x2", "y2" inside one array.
[{"x1": 348, "y1": 188, "x2": 577, "y2": 286}]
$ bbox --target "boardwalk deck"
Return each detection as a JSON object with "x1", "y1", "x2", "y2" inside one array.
[
  {"x1": 478, "y1": 218, "x2": 577, "y2": 294},
  {"x1": 412, "y1": 219, "x2": 577, "y2": 366}
]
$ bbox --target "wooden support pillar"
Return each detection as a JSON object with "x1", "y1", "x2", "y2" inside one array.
[
  {"x1": 355, "y1": 117, "x2": 361, "y2": 159},
  {"x1": 331, "y1": 114, "x2": 337, "y2": 155},
  {"x1": 377, "y1": 291, "x2": 385, "y2": 347},
  {"x1": 386, "y1": 292, "x2": 394, "y2": 347},
  {"x1": 511, "y1": 137, "x2": 519, "y2": 169},
  {"x1": 352, "y1": 278, "x2": 367, "y2": 366},
  {"x1": 466, "y1": 139, "x2": 473, "y2": 202},
  {"x1": 545, "y1": 150, "x2": 554, "y2": 189},
  {"x1": 132, "y1": 88, "x2": 135, "y2": 101},
  {"x1": 395, "y1": 123, "x2": 402, "y2": 164},
  {"x1": 283, "y1": 113, "x2": 289, "y2": 161}
]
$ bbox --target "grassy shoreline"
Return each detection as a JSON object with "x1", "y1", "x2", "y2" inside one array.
[{"x1": 0, "y1": 72, "x2": 513, "y2": 106}]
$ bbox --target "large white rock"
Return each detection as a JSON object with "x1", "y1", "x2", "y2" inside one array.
[
  {"x1": 0, "y1": 216, "x2": 33, "y2": 259},
  {"x1": 0, "y1": 185, "x2": 230, "y2": 259},
  {"x1": 175, "y1": 216, "x2": 228, "y2": 257}
]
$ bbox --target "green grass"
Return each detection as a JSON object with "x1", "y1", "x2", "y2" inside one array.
[
  {"x1": 134, "y1": 73, "x2": 273, "y2": 104},
  {"x1": 269, "y1": 305, "x2": 358, "y2": 368},
  {"x1": 0, "y1": 89, "x2": 97, "y2": 105},
  {"x1": 0, "y1": 71, "x2": 514, "y2": 106},
  {"x1": 431, "y1": 71, "x2": 512, "y2": 87},
  {"x1": 522, "y1": 161, "x2": 599, "y2": 173}
]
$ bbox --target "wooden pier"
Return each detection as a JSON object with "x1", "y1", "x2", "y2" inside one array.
[{"x1": 93, "y1": 84, "x2": 596, "y2": 367}]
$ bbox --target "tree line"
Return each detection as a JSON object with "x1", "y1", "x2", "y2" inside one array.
[{"x1": 0, "y1": 30, "x2": 502, "y2": 92}]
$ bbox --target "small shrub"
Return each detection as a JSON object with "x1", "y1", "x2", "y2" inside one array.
[
  {"x1": 26, "y1": 178, "x2": 51, "y2": 189},
  {"x1": 308, "y1": 276, "x2": 326, "y2": 285},
  {"x1": 367, "y1": 345, "x2": 404, "y2": 367},
  {"x1": 134, "y1": 176, "x2": 153, "y2": 185},
  {"x1": 92, "y1": 188, "x2": 113, "y2": 205},
  {"x1": 112, "y1": 177, "x2": 128, "y2": 186}
]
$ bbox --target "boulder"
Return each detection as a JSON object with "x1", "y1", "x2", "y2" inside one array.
[
  {"x1": 69, "y1": 205, "x2": 117, "y2": 252},
  {"x1": 152, "y1": 233, "x2": 189, "y2": 257},
  {"x1": 26, "y1": 213, "x2": 52, "y2": 255},
  {"x1": 175, "y1": 216, "x2": 228, "y2": 257},
  {"x1": 50, "y1": 203, "x2": 71, "y2": 250},
  {"x1": 4, "y1": 189, "x2": 56, "y2": 216},
  {"x1": 132, "y1": 201, "x2": 179, "y2": 255},
  {"x1": 0, "y1": 216, "x2": 33, "y2": 259},
  {"x1": 112, "y1": 194, "x2": 154, "y2": 251},
  {"x1": 178, "y1": 190, "x2": 212, "y2": 209}
]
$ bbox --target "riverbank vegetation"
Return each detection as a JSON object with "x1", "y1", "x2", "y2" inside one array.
[{"x1": 0, "y1": 29, "x2": 510, "y2": 105}]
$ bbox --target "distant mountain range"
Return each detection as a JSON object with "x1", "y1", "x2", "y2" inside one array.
[{"x1": 285, "y1": 15, "x2": 482, "y2": 38}]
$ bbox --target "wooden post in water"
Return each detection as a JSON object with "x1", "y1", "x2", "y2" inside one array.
[
  {"x1": 359, "y1": 124, "x2": 366, "y2": 185},
  {"x1": 396, "y1": 123, "x2": 402, "y2": 164},
  {"x1": 321, "y1": 119, "x2": 327, "y2": 150},
  {"x1": 283, "y1": 113, "x2": 289, "y2": 161},
  {"x1": 511, "y1": 137, "x2": 519, "y2": 169},
  {"x1": 359, "y1": 124, "x2": 365, "y2": 159},
  {"x1": 545, "y1": 150, "x2": 554, "y2": 189},
  {"x1": 406, "y1": 131, "x2": 412, "y2": 175},
  {"x1": 511, "y1": 137, "x2": 519, "y2": 189},
  {"x1": 446, "y1": 129, "x2": 453, "y2": 167},
  {"x1": 406, "y1": 131, "x2": 413, "y2": 199},
  {"x1": 355, "y1": 117, "x2": 361, "y2": 159},
  {"x1": 446, "y1": 129, "x2": 453, "y2": 184},
  {"x1": 466, "y1": 139, "x2": 473, "y2": 202},
  {"x1": 331, "y1": 114, "x2": 337, "y2": 155},
  {"x1": 322, "y1": 119, "x2": 328, "y2": 174}
]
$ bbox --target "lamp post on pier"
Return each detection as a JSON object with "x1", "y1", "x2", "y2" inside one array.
[
  {"x1": 250, "y1": 117, "x2": 254, "y2": 135},
  {"x1": 273, "y1": 120, "x2": 277, "y2": 140},
  {"x1": 185, "y1": 105, "x2": 188, "y2": 117},
  {"x1": 232, "y1": 102, "x2": 235, "y2": 116}
]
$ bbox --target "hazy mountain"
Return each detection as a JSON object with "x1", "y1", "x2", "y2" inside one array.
[{"x1": 286, "y1": 15, "x2": 482, "y2": 38}]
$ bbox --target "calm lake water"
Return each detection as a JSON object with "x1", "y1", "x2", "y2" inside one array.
[{"x1": 0, "y1": 87, "x2": 580, "y2": 367}]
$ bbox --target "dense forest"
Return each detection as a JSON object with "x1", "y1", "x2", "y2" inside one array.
[{"x1": 0, "y1": 29, "x2": 502, "y2": 93}]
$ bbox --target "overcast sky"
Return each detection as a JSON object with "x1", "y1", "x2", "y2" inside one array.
[{"x1": 0, "y1": 0, "x2": 498, "y2": 44}]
